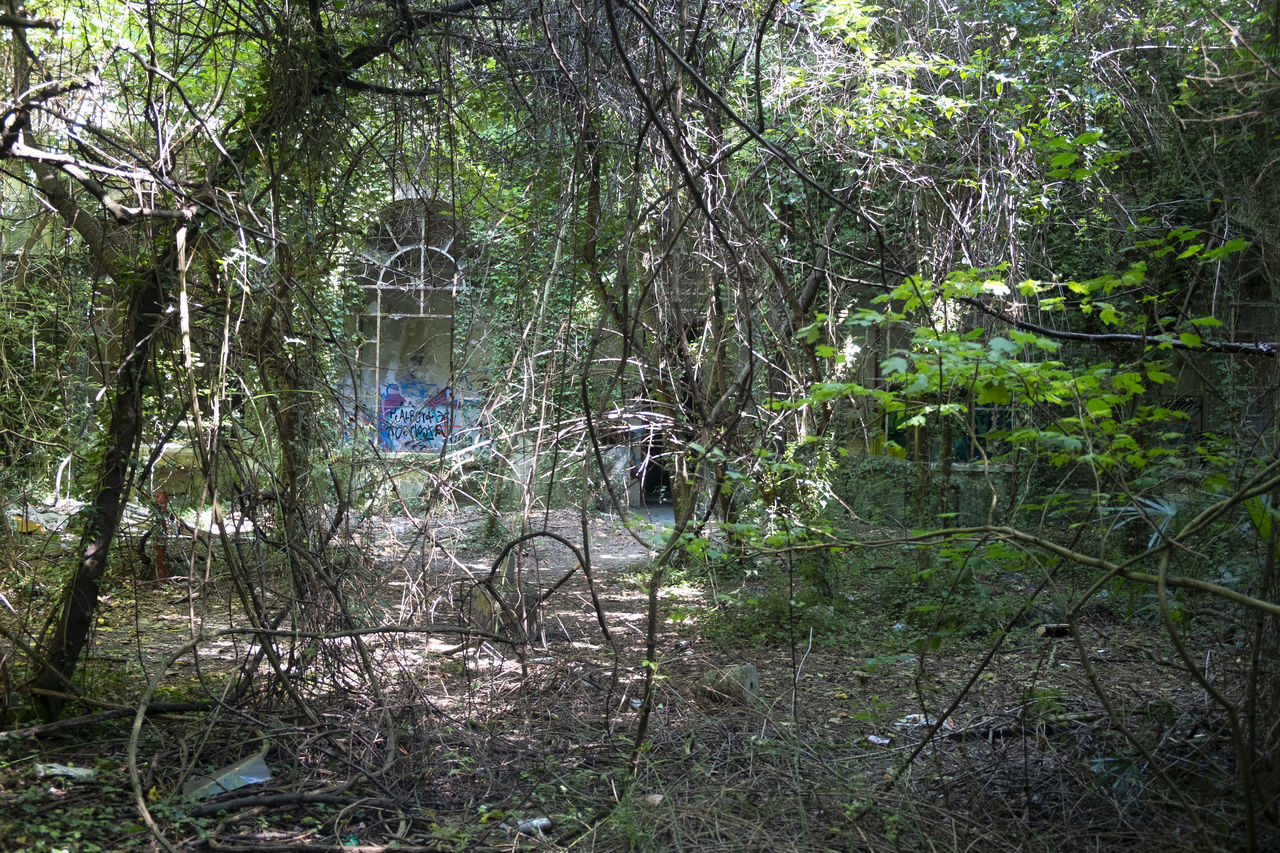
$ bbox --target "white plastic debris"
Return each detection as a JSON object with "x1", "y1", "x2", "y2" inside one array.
[
  {"x1": 894, "y1": 713, "x2": 955, "y2": 731},
  {"x1": 866, "y1": 734, "x2": 891, "y2": 746},
  {"x1": 516, "y1": 817, "x2": 553, "y2": 835},
  {"x1": 7, "y1": 499, "x2": 84, "y2": 533},
  {"x1": 500, "y1": 816, "x2": 553, "y2": 835},
  {"x1": 35, "y1": 763, "x2": 96, "y2": 780},
  {"x1": 182, "y1": 752, "x2": 271, "y2": 799}
]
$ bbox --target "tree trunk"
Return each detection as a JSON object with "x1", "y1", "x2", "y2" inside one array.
[{"x1": 33, "y1": 271, "x2": 163, "y2": 719}]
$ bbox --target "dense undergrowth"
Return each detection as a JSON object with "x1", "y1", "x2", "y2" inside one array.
[{"x1": 0, "y1": 499, "x2": 1272, "y2": 852}]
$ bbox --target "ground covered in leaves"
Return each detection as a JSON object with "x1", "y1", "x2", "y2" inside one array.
[{"x1": 0, "y1": 509, "x2": 1264, "y2": 851}]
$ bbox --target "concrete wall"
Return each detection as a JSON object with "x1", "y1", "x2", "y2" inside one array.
[
  {"x1": 349, "y1": 199, "x2": 488, "y2": 453},
  {"x1": 354, "y1": 295, "x2": 487, "y2": 453}
]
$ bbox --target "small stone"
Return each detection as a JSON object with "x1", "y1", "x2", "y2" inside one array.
[{"x1": 701, "y1": 663, "x2": 760, "y2": 705}]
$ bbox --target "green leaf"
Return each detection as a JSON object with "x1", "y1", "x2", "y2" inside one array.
[
  {"x1": 1201, "y1": 238, "x2": 1250, "y2": 261},
  {"x1": 1120, "y1": 263, "x2": 1146, "y2": 286},
  {"x1": 1178, "y1": 332, "x2": 1202, "y2": 348},
  {"x1": 1244, "y1": 497, "x2": 1280, "y2": 559},
  {"x1": 988, "y1": 337, "x2": 1018, "y2": 356},
  {"x1": 1111, "y1": 373, "x2": 1144, "y2": 395},
  {"x1": 975, "y1": 382, "x2": 1011, "y2": 405},
  {"x1": 1085, "y1": 397, "x2": 1112, "y2": 417},
  {"x1": 796, "y1": 320, "x2": 823, "y2": 344},
  {"x1": 882, "y1": 356, "x2": 909, "y2": 376},
  {"x1": 1203, "y1": 472, "x2": 1228, "y2": 494}
]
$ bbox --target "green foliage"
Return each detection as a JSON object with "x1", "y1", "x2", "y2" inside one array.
[
  {"x1": 702, "y1": 575, "x2": 858, "y2": 649},
  {"x1": 1243, "y1": 495, "x2": 1280, "y2": 561},
  {"x1": 0, "y1": 237, "x2": 95, "y2": 490},
  {"x1": 2, "y1": 758, "x2": 152, "y2": 852}
]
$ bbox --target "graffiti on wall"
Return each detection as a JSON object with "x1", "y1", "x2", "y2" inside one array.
[{"x1": 373, "y1": 378, "x2": 485, "y2": 451}]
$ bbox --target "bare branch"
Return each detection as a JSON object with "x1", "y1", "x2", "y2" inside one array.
[
  {"x1": 0, "y1": 11, "x2": 57, "y2": 29},
  {"x1": 10, "y1": 138, "x2": 193, "y2": 224},
  {"x1": 341, "y1": 0, "x2": 504, "y2": 76},
  {"x1": 969, "y1": 299, "x2": 1280, "y2": 358}
]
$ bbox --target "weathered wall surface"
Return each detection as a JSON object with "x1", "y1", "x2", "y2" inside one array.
[
  {"x1": 350, "y1": 198, "x2": 488, "y2": 453},
  {"x1": 353, "y1": 302, "x2": 487, "y2": 453},
  {"x1": 373, "y1": 373, "x2": 485, "y2": 452}
]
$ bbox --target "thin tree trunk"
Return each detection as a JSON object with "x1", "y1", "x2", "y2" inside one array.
[{"x1": 33, "y1": 271, "x2": 163, "y2": 719}]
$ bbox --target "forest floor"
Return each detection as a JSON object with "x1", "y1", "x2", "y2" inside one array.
[{"x1": 0, "y1": 508, "x2": 1261, "y2": 851}]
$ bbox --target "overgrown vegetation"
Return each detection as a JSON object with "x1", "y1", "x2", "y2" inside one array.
[{"x1": 1, "y1": 0, "x2": 1277, "y2": 849}]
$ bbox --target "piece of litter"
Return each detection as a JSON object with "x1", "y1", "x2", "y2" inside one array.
[
  {"x1": 182, "y1": 752, "x2": 271, "y2": 799},
  {"x1": 10, "y1": 516, "x2": 48, "y2": 535},
  {"x1": 517, "y1": 817, "x2": 552, "y2": 834},
  {"x1": 35, "y1": 764, "x2": 96, "y2": 780},
  {"x1": 866, "y1": 734, "x2": 891, "y2": 746},
  {"x1": 894, "y1": 713, "x2": 955, "y2": 731},
  {"x1": 497, "y1": 816, "x2": 553, "y2": 835}
]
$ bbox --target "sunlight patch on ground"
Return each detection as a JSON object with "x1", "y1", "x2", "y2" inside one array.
[
  {"x1": 663, "y1": 583, "x2": 702, "y2": 600},
  {"x1": 594, "y1": 550, "x2": 654, "y2": 562}
]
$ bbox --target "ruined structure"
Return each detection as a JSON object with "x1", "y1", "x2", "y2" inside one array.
[{"x1": 352, "y1": 195, "x2": 485, "y2": 453}]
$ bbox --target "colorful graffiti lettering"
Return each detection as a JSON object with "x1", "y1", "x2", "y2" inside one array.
[
  {"x1": 423, "y1": 388, "x2": 451, "y2": 408},
  {"x1": 372, "y1": 379, "x2": 485, "y2": 451},
  {"x1": 378, "y1": 383, "x2": 407, "y2": 448}
]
